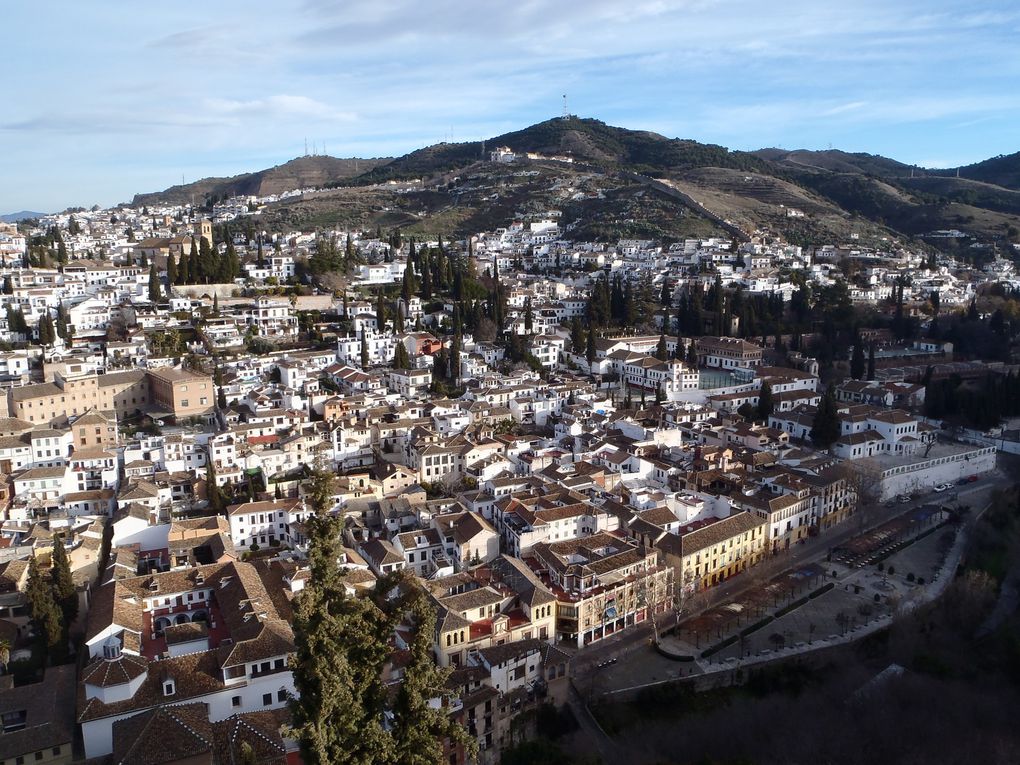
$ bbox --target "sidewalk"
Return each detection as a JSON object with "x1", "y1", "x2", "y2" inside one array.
[
  {"x1": 569, "y1": 473, "x2": 1009, "y2": 698},
  {"x1": 597, "y1": 497, "x2": 978, "y2": 698}
]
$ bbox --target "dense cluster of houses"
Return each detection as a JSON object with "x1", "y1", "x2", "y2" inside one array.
[{"x1": 0, "y1": 198, "x2": 1003, "y2": 765}]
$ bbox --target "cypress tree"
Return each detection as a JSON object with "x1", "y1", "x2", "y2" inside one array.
[
  {"x1": 376, "y1": 292, "x2": 387, "y2": 332},
  {"x1": 570, "y1": 317, "x2": 585, "y2": 353},
  {"x1": 392, "y1": 342, "x2": 410, "y2": 370},
  {"x1": 291, "y1": 471, "x2": 394, "y2": 765},
  {"x1": 585, "y1": 329, "x2": 597, "y2": 367},
  {"x1": 655, "y1": 334, "x2": 668, "y2": 361},
  {"x1": 450, "y1": 332, "x2": 461, "y2": 383},
  {"x1": 148, "y1": 262, "x2": 161, "y2": 302},
  {"x1": 176, "y1": 250, "x2": 189, "y2": 285},
  {"x1": 360, "y1": 331, "x2": 369, "y2": 370},
  {"x1": 50, "y1": 537, "x2": 78, "y2": 624},
  {"x1": 207, "y1": 459, "x2": 224, "y2": 515},
  {"x1": 391, "y1": 590, "x2": 475, "y2": 765},
  {"x1": 810, "y1": 387, "x2": 842, "y2": 450},
  {"x1": 26, "y1": 556, "x2": 62, "y2": 662},
  {"x1": 757, "y1": 380, "x2": 775, "y2": 422},
  {"x1": 38, "y1": 313, "x2": 56, "y2": 346},
  {"x1": 850, "y1": 341, "x2": 865, "y2": 380},
  {"x1": 867, "y1": 343, "x2": 876, "y2": 381},
  {"x1": 167, "y1": 252, "x2": 178, "y2": 286}
]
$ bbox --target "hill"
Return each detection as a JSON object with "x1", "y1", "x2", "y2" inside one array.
[
  {"x1": 753, "y1": 148, "x2": 921, "y2": 181},
  {"x1": 352, "y1": 117, "x2": 769, "y2": 186},
  {"x1": 932, "y1": 151, "x2": 1020, "y2": 191},
  {"x1": 0, "y1": 211, "x2": 46, "y2": 223},
  {"x1": 130, "y1": 155, "x2": 392, "y2": 207},
  {"x1": 121, "y1": 117, "x2": 1020, "y2": 251}
]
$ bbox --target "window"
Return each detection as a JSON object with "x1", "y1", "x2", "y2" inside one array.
[
  {"x1": 181, "y1": 400, "x2": 189, "y2": 407},
  {"x1": 34, "y1": 753, "x2": 42, "y2": 761},
  {"x1": 263, "y1": 693, "x2": 273, "y2": 706},
  {"x1": 277, "y1": 689, "x2": 287, "y2": 702},
  {"x1": 231, "y1": 696, "x2": 242, "y2": 707},
  {"x1": 52, "y1": 747, "x2": 61, "y2": 756}
]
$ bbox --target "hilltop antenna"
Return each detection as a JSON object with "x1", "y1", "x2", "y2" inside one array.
[
  {"x1": 305, "y1": 138, "x2": 308, "y2": 156},
  {"x1": 562, "y1": 94, "x2": 569, "y2": 120}
]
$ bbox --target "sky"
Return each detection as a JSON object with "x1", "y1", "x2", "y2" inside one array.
[{"x1": 3, "y1": 0, "x2": 1020, "y2": 213}]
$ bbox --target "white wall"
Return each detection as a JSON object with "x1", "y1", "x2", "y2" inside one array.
[{"x1": 876, "y1": 447, "x2": 997, "y2": 500}]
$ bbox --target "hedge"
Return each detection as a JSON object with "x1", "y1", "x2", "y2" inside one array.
[
  {"x1": 701, "y1": 634, "x2": 739, "y2": 659},
  {"x1": 809, "y1": 582, "x2": 835, "y2": 599}
]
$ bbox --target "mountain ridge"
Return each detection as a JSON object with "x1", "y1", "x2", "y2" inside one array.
[
  {"x1": 126, "y1": 117, "x2": 1020, "y2": 250},
  {"x1": 129, "y1": 155, "x2": 392, "y2": 208}
]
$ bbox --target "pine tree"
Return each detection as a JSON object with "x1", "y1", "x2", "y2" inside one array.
[
  {"x1": 50, "y1": 537, "x2": 78, "y2": 624},
  {"x1": 391, "y1": 590, "x2": 475, "y2": 765},
  {"x1": 148, "y1": 262, "x2": 161, "y2": 302},
  {"x1": 756, "y1": 380, "x2": 774, "y2": 422},
  {"x1": 291, "y1": 471, "x2": 395, "y2": 765}
]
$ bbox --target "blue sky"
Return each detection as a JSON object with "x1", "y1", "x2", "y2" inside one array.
[{"x1": 3, "y1": 0, "x2": 1019, "y2": 213}]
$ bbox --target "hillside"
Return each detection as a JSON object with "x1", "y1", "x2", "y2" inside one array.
[
  {"x1": 130, "y1": 155, "x2": 391, "y2": 207},
  {"x1": 753, "y1": 148, "x2": 921, "y2": 181},
  {"x1": 120, "y1": 116, "x2": 1020, "y2": 250},
  {"x1": 932, "y1": 151, "x2": 1020, "y2": 191},
  {"x1": 0, "y1": 211, "x2": 46, "y2": 223},
  {"x1": 258, "y1": 160, "x2": 727, "y2": 243},
  {"x1": 352, "y1": 117, "x2": 769, "y2": 186}
]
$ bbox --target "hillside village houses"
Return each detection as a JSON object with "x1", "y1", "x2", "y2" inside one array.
[{"x1": 0, "y1": 193, "x2": 1003, "y2": 765}]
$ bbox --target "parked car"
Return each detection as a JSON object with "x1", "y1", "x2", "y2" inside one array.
[
  {"x1": 967, "y1": 475, "x2": 978, "y2": 482},
  {"x1": 934, "y1": 485, "x2": 947, "y2": 493}
]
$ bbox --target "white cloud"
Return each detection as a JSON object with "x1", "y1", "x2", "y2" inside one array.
[{"x1": 203, "y1": 95, "x2": 356, "y2": 123}]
